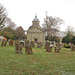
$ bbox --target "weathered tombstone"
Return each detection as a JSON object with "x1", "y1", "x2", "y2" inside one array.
[
  {"x1": 55, "y1": 43, "x2": 61, "y2": 53},
  {"x1": 19, "y1": 44, "x2": 23, "y2": 54},
  {"x1": 62, "y1": 43, "x2": 64, "y2": 47},
  {"x1": 1, "y1": 40, "x2": 4, "y2": 47},
  {"x1": 45, "y1": 42, "x2": 52, "y2": 52},
  {"x1": 4, "y1": 40, "x2": 7, "y2": 47},
  {"x1": 25, "y1": 46, "x2": 29, "y2": 54},
  {"x1": 25, "y1": 40, "x2": 29, "y2": 47},
  {"x1": 45, "y1": 42, "x2": 50, "y2": 49},
  {"x1": 37, "y1": 42, "x2": 42, "y2": 48},
  {"x1": 15, "y1": 43, "x2": 19, "y2": 54},
  {"x1": 1, "y1": 40, "x2": 7, "y2": 47},
  {"x1": 28, "y1": 46, "x2": 33, "y2": 54},
  {"x1": 20, "y1": 41, "x2": 24, "y2": 47},
  {"x1": 46, "y1": 46, "x2": 52, "y2": 52},
  {"x1": 71, "y1": 43, "x2": 75, "y2": 51},
  {"x1": 25, "y1": 46, "x2": 33, "y2": 54},
  {"x1": 9, "y1": 40, "x2": 13, "y2": 46},
  {"x1": 51, "y1": 41, "x2": 54, "y2": 45},
  {"x1": 69, "y1": 43, "x2": 71, "y2": 46},
  {"x1": 30, "y1": 41, "x2": 35, "y2": 47},
  {"x1": 25, "y1": 40, "x2": 33, "y2": 54},
  {"x1": 15, "y1": 41, "x2": 23, "y2": 54}
]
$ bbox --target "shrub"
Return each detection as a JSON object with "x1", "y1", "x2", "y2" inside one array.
[{"x1": 64, "y1": 45, "x2": 70, "y2": 48}]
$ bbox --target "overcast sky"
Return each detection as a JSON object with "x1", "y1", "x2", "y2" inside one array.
[{"x1": 0, "y1": 0, "x2": 75, "y2": 31}]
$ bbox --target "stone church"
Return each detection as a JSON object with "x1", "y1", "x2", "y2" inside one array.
[{"x1": 27, "y1": 15, "x2": 45, "y2": 44}]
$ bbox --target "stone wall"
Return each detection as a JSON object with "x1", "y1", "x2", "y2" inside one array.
[{"x1": 27, "y1": 29, "x2": 45, "y2": 44}]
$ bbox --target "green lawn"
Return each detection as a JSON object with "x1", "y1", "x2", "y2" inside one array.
[{"x1": 0, "y1": 44, "x2": 75, "y2": 75}]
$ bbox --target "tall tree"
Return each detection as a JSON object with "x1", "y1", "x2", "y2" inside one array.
[
  {"x1": 0, "y1": 4, "x2": 7, "y2": 30},
  {"x1": 1, "y1": 27, "x2": 14, "y2": 39},
  {"x1": 65, "y1": 26, "x2": 74, "y2": 36},
  {"x1": 15, "y1": 26, "x2": 25, "y2": 39},
  {"x1": 42, "y1": 16, "x2": 64, "y2": 40},
  {"x1": 62, "y1": 26, "x2": 74, "y2": 44},
  {"x1": 6, "y1": 18, "x2": 16, "y2": 29},
  {"x1": 0, "y1": 18, "x2": 17, "y2": 39}
]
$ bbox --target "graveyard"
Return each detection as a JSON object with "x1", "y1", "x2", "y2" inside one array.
[
  {"x1": 0, "y1": 41, "x2": 75, "y2": 75},
  {"x1": 0, "y1": 2, "x2": 75, "y2": 75}
]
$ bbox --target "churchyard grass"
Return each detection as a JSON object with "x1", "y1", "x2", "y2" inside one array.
[{"x1": 0, "y1": 43, "x2": 75, "y2": 75}]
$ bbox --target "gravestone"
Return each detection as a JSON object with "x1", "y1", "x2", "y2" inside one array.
[
  {"x1": 45, "y1": 42, "x2": 50, "y2": 49},
  {"x1": 20, "y1": 41, "x2": 24, "y2": 47},
  {"x1": 25, "y1": 40, "x2": 33, "y2": 54},
  {"x1": 51, "y1": 41, "x2": 54, "y2": 45},
  {"x1": 1, "y1": 40, "x2": 7, "y2": 47},
  {"x1": 71, "y1": 43, "x2": 75, "y2": 51},
  {"x1": 45, "y1": 42, "x2": 52, "y2": 52},
  {"x1": 15, "y1": 41, "x2": 23, "y2": 54},
  {"x1": 37, "y1": 42, "x2": 42, "y2": 48},
  {"x1": 46, "y1": 46, "x2": 52, "y2": 52},
  {"x1": 9, "y1": 40, "x2": 13, "y2": 46},
  {"x1": 62, "y1": 43, "x2": 65, "y2": 47},
  {"x1": 25, "y1": 40, "x2": 29, "y2": 47},
  {"x1": 30, "y1": 41, "x2": 35, "y2": 47},
  {"x1": 25, "y1": 46, "x2": 28, "y2": 54},
  {"x1": 55, "y1": 43, "x2": 61, "y2": 53},
  {"x1": 25, "y1": 46, "x2": 33, "y2": 54}
]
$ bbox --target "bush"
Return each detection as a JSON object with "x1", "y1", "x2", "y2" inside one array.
[{"x1": 64, "y1": 45, "x2": 70, "y2": 48}]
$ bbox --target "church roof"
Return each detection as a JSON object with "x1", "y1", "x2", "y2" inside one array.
[
  {"x1": 32, "y1": 16, "x2": 39, "y2": 22},
  {"x1": 28, "y1": 26, "x2": 44, "y2": 32}
]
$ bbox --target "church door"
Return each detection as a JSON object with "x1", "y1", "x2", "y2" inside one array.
[{"x1": 34, "y1": 38, "x2": 37, "y2": 43}]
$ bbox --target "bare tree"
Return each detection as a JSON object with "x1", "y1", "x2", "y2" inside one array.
[
  {"x1": 6, "y1": 18, "x2": 16, "y2": 29},
  {"x1": 65, "y1": 26, "x2": 74, "y2": 35},
  {"x1": 42, "y1": 16, "x2": 64, "y2": 39},
  {"x1": 0, "y1": 4, "x2": 7, "y2": 30}
]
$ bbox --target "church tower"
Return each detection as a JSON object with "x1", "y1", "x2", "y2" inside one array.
[
  {"x1": 27, "y1": 15, "x2": 45, "y2": 44},
  {"x1": 32, "y1": 15, "x2": 40, "y2": 26}
]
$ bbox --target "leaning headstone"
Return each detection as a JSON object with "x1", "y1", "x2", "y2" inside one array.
[
  {"x1": 71, "y1": 43, "x2": 75, "y2": 51},
  {"x1": 9, "y1": 40, "x2": 13, "y2": 46},
  {"x1": 55, "y1": 43, "x2": 61, "y2": 53}
]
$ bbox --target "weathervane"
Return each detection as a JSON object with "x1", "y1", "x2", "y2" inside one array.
[
  {"x1": 35, "y1": 11, "x2": 37, "y2": 18},
  {"x1": 45, "y1": 11, "x2": 48, "y2": 17}
]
